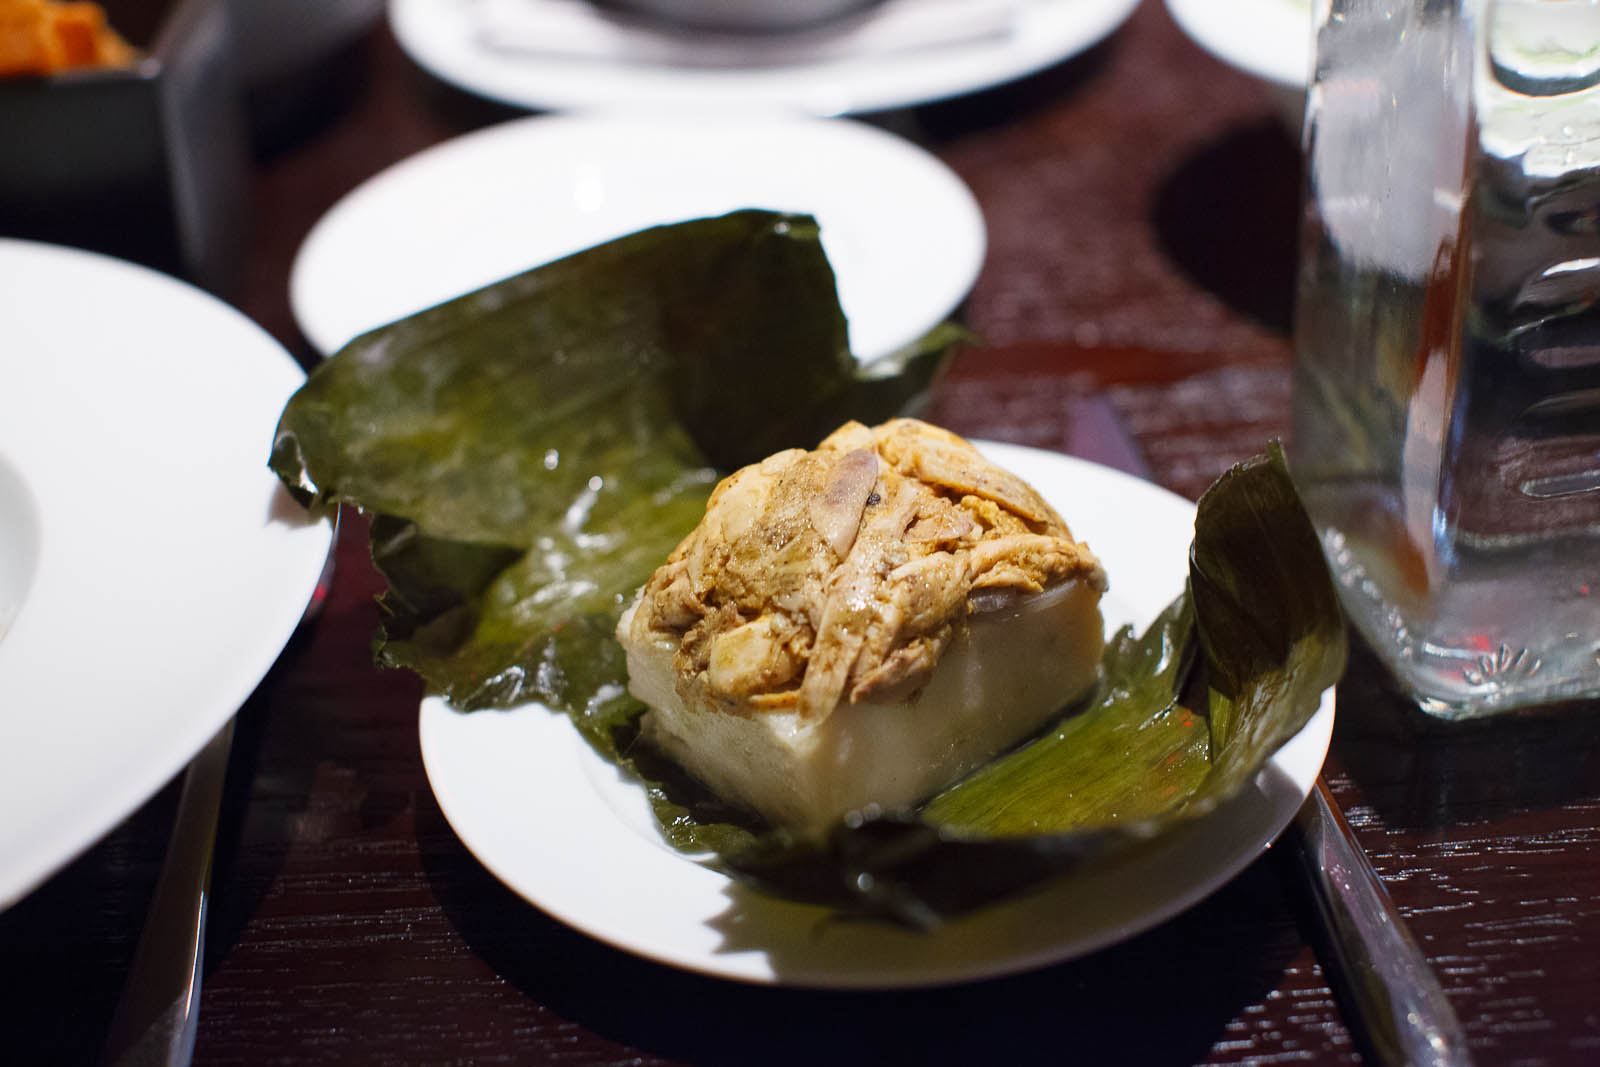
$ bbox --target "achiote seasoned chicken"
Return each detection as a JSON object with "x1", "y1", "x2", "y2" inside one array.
[{"x1": 616, "y1": 418, "x2": 1108, "y2": 830}]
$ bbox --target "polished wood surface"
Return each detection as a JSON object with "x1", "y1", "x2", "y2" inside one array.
[{"x1": 5, "y1": 3, "x2": 1599, "y2": 1064}]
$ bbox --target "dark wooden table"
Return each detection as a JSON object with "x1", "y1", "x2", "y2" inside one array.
[{"x1": 6, "y1": 3, "x2": 1600, "y2": 1064}]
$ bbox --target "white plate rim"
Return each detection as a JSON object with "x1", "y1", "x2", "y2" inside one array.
[
  {"x1": 0, "y1": 239, "x2": 334, "y2": 910},
  {"x1": 1164, "y1": 0, "x2": 1312, "y2": 90},
  {"x1": 419, "y1": 442, "x2": 1335, "y2": 988},
  {"x1": 387, "y1": 0, "x2": 1144, "y2": 116},
  {"x1": 289, "y1": 111, "x2": 986, "y2": 362}
]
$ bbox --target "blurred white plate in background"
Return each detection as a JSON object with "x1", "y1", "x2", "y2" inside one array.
[
  {"x1": 0, "y1": 240, "x2": 333, "y2": 910},
  {"x1": 387, "y1": 0, "x2": 1142, "y2": 115},
  {"x1": 290, "y1": 113, "x2": 986, "y2": 361},
  {"x1": 1165, "y1": 0, "x2": 1311, "y2": 130}
]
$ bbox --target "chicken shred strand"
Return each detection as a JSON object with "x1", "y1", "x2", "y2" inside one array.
[{"x1": 621, "y1": 418, "x2": 1107, "y2": 722}]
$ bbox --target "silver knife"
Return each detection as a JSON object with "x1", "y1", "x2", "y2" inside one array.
[
  {"x1": 100, "y1": 718, "x2": 233, "y2": 1067},
  {"x1": 1287, "y1": 777, "x2": 1475, "y2": 1067}
]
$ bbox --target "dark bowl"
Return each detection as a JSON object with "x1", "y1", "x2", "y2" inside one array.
[{"x1": 0, "y1": 0, "x2": 247, "y2": 295}]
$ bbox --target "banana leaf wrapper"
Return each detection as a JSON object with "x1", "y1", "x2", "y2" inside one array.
[
  {"x1": 270, "y1": 210, "x2": 956, "y2": 712},
  {"x1": 269, "y1": 210, "x2": 1345, "y2": 926},
  {"x1": 724, "y1": 444, "x2": 1347, "y2": 925}
]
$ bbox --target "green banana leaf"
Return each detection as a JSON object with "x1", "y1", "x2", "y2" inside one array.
[
  {"x1": 271, "y1": 210, "x2": 956, "y2": 712},
  {"x1": 270, "y1": 210, "x2": 1345, "y2": 926}
]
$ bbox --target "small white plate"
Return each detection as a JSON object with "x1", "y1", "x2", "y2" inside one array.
[
  {"x1": 292, "y1": 111, "x2": 979, "y2": 361},
  {"x1": 1164, "y1": 0, "x2": 1310, "y2": 128},
  {"x1": 388, "y1": 0, "x2": 1143, "y2": 116},
  {"x1": 290, "y1": 113, "x2": 985, "y2": 361},
  {"x1": 420, "y1": 443, "x2": 1335, "y2": 988},
  {"x1": 0, "y1": 240, "x2": 334, "y2": 910}
]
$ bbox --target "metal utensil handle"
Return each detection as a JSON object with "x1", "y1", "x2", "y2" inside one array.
[
  {"x1": 101, "y1": 718, "x2": 234, "y2": 1067},
  {"x1": 1291, "y1": 777, "x2": 1474, "y2": 1067}
]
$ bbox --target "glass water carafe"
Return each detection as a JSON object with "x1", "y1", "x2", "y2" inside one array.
[{"x1": 1290, "y1": 0, "x2": 1600, "y2": 718}]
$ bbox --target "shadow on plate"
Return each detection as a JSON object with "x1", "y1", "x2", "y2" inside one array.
[
  {"x1": 417, "y1": 782, "x2": 1314, "y2": 1065},
  {"x1": 1151, "y1": 118, "x2": 1303, "y2": 336}
]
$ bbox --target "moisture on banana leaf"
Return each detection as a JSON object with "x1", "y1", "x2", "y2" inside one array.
[{"x1": 268, "y1": 209, "x2": 1345, "y2": 927}]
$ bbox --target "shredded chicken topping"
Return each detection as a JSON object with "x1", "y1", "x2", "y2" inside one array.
[{"x1": 622, "y1": 418, "x2": 1108, "y2": 721}]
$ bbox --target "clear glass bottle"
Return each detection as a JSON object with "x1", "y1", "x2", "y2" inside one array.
[{"x1": 1290, "y1": 0, "x2": 1600, "y2": 718}]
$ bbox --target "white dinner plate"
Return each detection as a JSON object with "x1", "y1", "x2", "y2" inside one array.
[
  {"x1": 1164, "y1": 0, "x2": 1311, "y2": 128},
  {"x1": 389, "y1": 0, "x2": 1143, "y2": 116},
  {"x1": 0, "y1": 240, "x2": 334, "y2": 910},
  {"x1": 420, "y1": 443, "x2": 1335, "y2": 988},
  {"x1": 290, "y1": 112, "x2": 985, "y2": 361}
]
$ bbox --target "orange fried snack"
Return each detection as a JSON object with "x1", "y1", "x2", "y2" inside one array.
[{"x1": 0, "y1": 0, "x2": 136, "y2": 77}]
